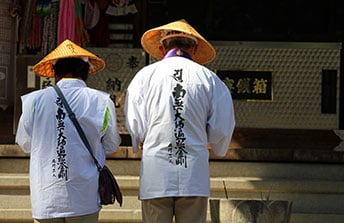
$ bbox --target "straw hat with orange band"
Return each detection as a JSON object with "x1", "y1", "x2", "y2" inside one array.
[
  {"x1": 33, "y1": 39, "x2": 105, "y2": 78},
  {"x1": 141, "y1": 19, "x2": 216, "y2": 64}
]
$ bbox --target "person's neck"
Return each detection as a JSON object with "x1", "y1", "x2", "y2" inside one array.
[
  {"x1": 163, "y1": 48, "x2": 192, "y2": 60},
  {"x1": 56, "y1": 73, "x2": 82, "y2": 82}
]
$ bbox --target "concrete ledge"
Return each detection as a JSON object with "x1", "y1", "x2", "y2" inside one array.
[
  {"x1": 100, "y1": 209, "x2": 142, "y2": 223},
  {"x1": 2, "y1": 173, "x2": 344, "y2": 215},
  {"x1": 0, "y1": 174, "x2": 29, "y2": 190},
  {"x1": 2, "y1": 158, "x2": 344, "y2": 222},
  {"x1": 211, "y1": 177, "x2": 344, "y2": 194},
  {"x1": 0, "y1": 209, "x2": 32, "y2": 223},
  {"x1": 2, "y1": 126, "x2": 344, "y2": 163},
  {"x1": 2, "y1": 158, "x2": 344, "y2": 180},
  {"x1": 290, "y1": 213, "x2": 344, "y2": 223},
  {"x1": 0, "y1": 209, "x2": 143, "y2": 223},
  {"x1": 2, "y1": 173, "x2": 344, "y2": 196},
  {"x1": 0, "y1": 145, "x2": 28, "y2": 157},
  {"x1": 1, "y1": 179, "x2": 344, "y2": 223},
  {"x1": 1, "y1": 207, "x2": 344, "y2": 223}
]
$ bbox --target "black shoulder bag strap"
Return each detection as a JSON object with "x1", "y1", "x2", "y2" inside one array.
[
  {"x1": 53, "y1": 85, "x2": 102, "y2": 171},
  {"x1": 53, "y1": 85, "x2": 123, "y2": 206}
]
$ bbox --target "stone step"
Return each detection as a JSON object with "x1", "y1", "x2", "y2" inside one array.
[
  {"x1": 1, "y1": 175, "x2": 344, "y2": 223},
  {"x1": 1, "y1": 173, "x2": 344, "y2": 211},
  {"x1": 2, "y1": 172, "x2": 344, "y2": 195},
  {"x1": 2, "y1": 158, "x2": 344, "y2": 222},
  {"x1": 2, "y1": 158, "x2": 344, "y2": 180},
  {"x1": 1, "y1": 201, "x2": 344, "y2": 223},
  {"x1": 0, "y1": 194, "x2": 143, "y2": 223}
]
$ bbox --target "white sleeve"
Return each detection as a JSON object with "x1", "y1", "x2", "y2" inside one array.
[
  {"x1": 101, "y1": 97, "x2": 122, "y2": 154},
  {"x1": 124, "y1": 77, "x2": 146, "y2": 153},
  {"x1": 15, "y1": 94, "x2": 35, "y2": 153},
  {"x1": 207, "y1": 78, "x2": 235, "y2": 156}
]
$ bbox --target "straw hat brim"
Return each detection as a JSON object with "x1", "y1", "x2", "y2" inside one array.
[
  {"x1": 141, "y1": 19, "x2": 216, "y2": 64},
  {"x1": 33, "y1": 39, "x2": 105, "y2": 78}
]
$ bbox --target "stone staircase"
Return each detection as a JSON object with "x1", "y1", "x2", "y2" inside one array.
[{"x1": 1, "y1": 145, "x2": 344, "y2": 222}]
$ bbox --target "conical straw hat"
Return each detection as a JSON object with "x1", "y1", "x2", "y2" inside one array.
[
  {"x1": 33, "y1": 39, "x2": 105, "y2": 78},
  {"x1": 141, "y1": 19, "x2": 216, "y2": 64}
]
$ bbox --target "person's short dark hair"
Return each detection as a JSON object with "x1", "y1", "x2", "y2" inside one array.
[
  {"x1": 53, "y1": 57, "x2": 90, "y2": 81},
  {"x1": 162, "y1": 37, "x2": 196, "y2": 51}
]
